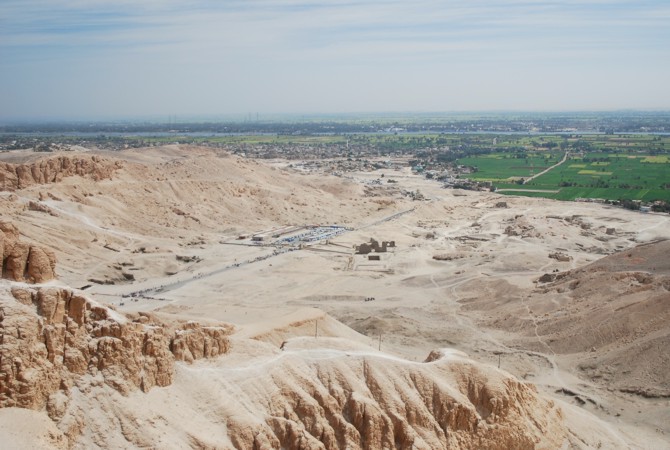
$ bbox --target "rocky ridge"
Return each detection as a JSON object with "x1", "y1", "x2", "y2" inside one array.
[
  {"x1": 0, "y1": 285, "x2": 233, "y2": 410},
  {"x1": 223, "y1": 343, "x2": 569, "y2": 450},
  {"x1": 0, "y1": 270, "x2": 573, "y2": 449},
  {"x1": 0, "y1": 154, "x2": 121, "y2": 191}
]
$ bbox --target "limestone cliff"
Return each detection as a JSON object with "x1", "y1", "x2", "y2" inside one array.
[
  {"x1": 239, "y1": 346, "x2": 567, "y2": 449},
  {"x1": 0, "y1": 285, "x2": 233, "y2": 411},
  {"x1": 0, "y1": 154, "x2": 121, "y2": 191},
  {"x1": 1, "y1": 221, "x2": 57, "y2": 283}
]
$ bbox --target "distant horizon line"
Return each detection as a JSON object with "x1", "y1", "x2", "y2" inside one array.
[{"x1": 3, "y1": 108, "x2": 670, "y2": 125}]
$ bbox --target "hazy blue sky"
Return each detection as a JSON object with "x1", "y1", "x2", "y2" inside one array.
[{"x1": 1, "y1": 0, "x2": 669, "y2": 120}]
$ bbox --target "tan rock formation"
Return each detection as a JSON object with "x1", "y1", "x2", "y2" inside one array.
[
  {"x1": 0, "y1": 221, "x2": 19, "y2": 260},
  {"x1": 28, "y1": 200, "x2": 58, "y2": 216},
  {"x1": 4, "y1": 241, "x2": 30, "y2": 281},
  {"x1": 157, "y1": 340, "x2": 569, "y2": 450},
  {"x1": 0, "y1": 279, "x2": 574, "y2": 449},
  {"x1": 170, "y1": 321, "x2": 233, "y2": 363},
  {"x1": 27, "y1": 246, "x2": 57, "y2": 283},
  {"x1": 0, "y1": 155, "x2": 121, "y2": 191},
  {"x1": 0, "y1": 286, "x2": 232, "y2": 410},
  {"x1": 0, "y1": 221, "x2": 57, "y2": 283}
]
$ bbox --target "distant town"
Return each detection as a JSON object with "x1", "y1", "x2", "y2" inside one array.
[{"x1": 2, "y1": 112, "x2": 669, "y2": 212}]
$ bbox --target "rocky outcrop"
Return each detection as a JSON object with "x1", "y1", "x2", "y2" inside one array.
[
  {"x1": 26, "y1": 247, "x2": 58, "y2": 283},
  {"x1": 504, "y1": 216, "x2": 540, "y2": 238},
  {"x1": 170, "y1": 322, "x2": 231, "y2": 363},
  {"x1": 0, "y1": 155, "x2": 121, "y2": 191},
  {"x1": 0, "y1": 286, "x2": 233, "y2": 410},
  {"x1": 548, "y1": 251, "x2": 572, "y2": 262},
  {"x1": 0, "y1": 281, "x2": 572, "y2": 449},
  {"x1": 194, "y1": 342, "x2": 569, "y2": 450},
  {"x1": 28, "y1": 200, "x2": 58, "y2": 216},
  {"x1": 0, "y1": 221, "x2": 57, "y2": 283}
]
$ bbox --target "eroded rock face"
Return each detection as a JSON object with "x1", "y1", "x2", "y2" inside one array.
[
  {"x1": 0, "y1": 221, "x2": 57, "y2": 283},
  {"x1": 4, "y1": 241, "x2": 30, "y2": 281},
  {"x1": 26, "y1": 247, "x2": 58, "y2": 283},
  {"x1": 0, "y1": 155, "x2": 121, "y2": 191},
  {"x1": 0, "y1": 221, "x2": 19, "y2": 260},
  {"x1": 0, "y1": 286, "x2": 232, "y2": 410},
  {"x1": 171, "y1": 322, "x2": 232, "y2": 363},
  {"x1": 200, "y1": 346, "x2": 567, "y2": 450},
  {"x1": 0, "y1": 283, "x2": 571, "y2": 449},
  {"x1": 28, "y1": 200, "x2": 58, "y2": 216}
]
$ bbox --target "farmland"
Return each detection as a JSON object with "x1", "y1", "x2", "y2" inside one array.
[
  {"x1": 456, "y1": 151, "x2": 564, "y2": 182},
  {"x1": 525, "y1": 152, "x2": 670, "y2": 201},
  {"x1": 3, "y1": 115, "x2": 669, "y2": 204},
  {"x1": 458, "y1": 135, "x2": 670, "y2": 202}
]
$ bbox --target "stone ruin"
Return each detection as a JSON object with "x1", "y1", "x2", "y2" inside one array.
[{"x1": 355, "y1": 238, "x2": 396, "y2": 255}]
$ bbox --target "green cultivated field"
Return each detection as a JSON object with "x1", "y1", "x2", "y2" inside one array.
[
  {"x1": 463, "y1": 149, "x2": 670, "y2": 202},
  {"x1": 523, "y1": 152, "x2": 670, "y2": 201},
  {"x1": 457, "y1": 151, "x2": 563, "y2": 182}
]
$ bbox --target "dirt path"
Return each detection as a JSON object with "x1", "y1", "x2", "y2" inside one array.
[
  {"x1": 523, "y1": 150, "x2": 569, "y2": 184},
  {"x1": 116, "y1": 207, "x2": 416, "y2": 300},
  {"x1": 495, "y1": 188, "x2": 561, "y2": 194}
]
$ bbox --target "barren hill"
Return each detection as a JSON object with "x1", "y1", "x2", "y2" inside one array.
[
  {"x1": 459, "y1": 240, "x2": 670, "y2": 398},
  {"x1": 0, "y1": 146, "x2": 396, "y2": 288}
]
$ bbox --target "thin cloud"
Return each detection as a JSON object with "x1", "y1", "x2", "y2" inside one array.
[
  {"x1": 1, "y1": 0, "x2": 668, "y2": 118},
  {"x1": 2, "y1": 2, "x2": 666, "y2": 54}
]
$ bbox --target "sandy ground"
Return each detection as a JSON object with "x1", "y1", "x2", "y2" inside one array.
[{"x1": 2, "y1": 146, "x2": 669, "y2": 448}]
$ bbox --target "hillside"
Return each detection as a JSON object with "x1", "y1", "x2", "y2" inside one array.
[
  {"x1": 0, "y1": 146, "x2": 397, "y2": 289},
  {"x1": 0, "y1": 278, "x2": 574, "y2": 448}
]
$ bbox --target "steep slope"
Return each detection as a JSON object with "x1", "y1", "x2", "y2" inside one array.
[
  {"x1": 0, "y1": 282, "x2": 233, "y2": 409},
  {"x1": 75, "y1": 340, "x2": 572, "y2": 450},
  {"x1": 0, "y1": 154, "x2": 120, "y2": 191},
  {"x1": 1, "y1": 145, "x2": 377, "y2": 234}
]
